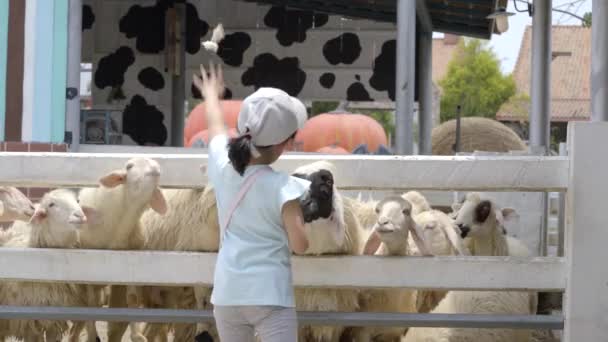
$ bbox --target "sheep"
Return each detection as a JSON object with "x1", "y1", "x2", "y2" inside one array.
[
  {"x1": 0, "y1": 188, "x2": 91, "y2": 342},
  {"x1": 408, "y1": 209, "x2": 470, "y2": 314},
  {"x1": 348, "y1": 191, "x2": 433, "y2": 231},
  {"x1": 402, "y1": 193, "x2": 540, "y2": 342},
  {"x1": 134, "y1": 186, "x2": 220, "y2": 342},
  {"x1": 351, "y1": 195, "x2": 432, "y2": 342},
  {"x1": 68, "y1": 157, "x2": 168, "y2": 342},
  {"x1": 0, "y1": 186, "x2": 35, "y2": 222},
  {"x1": 289, "y1": 160, "x2": 365, "y2": 342}
]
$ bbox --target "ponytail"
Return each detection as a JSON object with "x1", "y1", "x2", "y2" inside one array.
[{"x1": 228, "y1": 135, "x2": 253, "y2": 176}]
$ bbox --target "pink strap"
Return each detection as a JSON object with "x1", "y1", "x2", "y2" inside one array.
[{"x1": 220, "y1": 166, "x2": 272, "y2": 244}]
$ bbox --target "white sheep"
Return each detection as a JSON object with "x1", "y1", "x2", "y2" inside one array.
[
  {"x1": 135, "y1": 186, "x2": 220, "y2": 342},
  {"x1": 0, "y1": 186, "x2": 35, "y2": 222},
  {"x1": 408, "y1": 209, "x2": 470, "y2": 314},
  {"x1": 68, "y1": 157, "x2": 168, "y2": 342},
  {"x1": 352, "y1": 195, "x2": 432, "y2": 342},
  {"x1": 0, "y1": 188, "x2": 91, "y2": 342},
  {"x1": 402, "y1": 193, "x2": 540, "y2": 342},
  {"x1": 289, "y1": 160, "x2": 365, "y2": 342},
  {"x1": 348, "y1": 190, "x2": 432, "y2": 231}
]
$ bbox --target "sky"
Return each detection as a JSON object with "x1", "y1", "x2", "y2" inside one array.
[{"x1": 433, "y1": 0, "x2": 592, "y2": 74}]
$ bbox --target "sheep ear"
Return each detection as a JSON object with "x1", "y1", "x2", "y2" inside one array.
[
  {"x1": 149, "y1": 188, "x2": 167, "y2": 215},
  {"x1": 81, "y1": 206, "x2": 101, "y2": 225},
  {"x1": 441, "y1": 223, "x2": 470, "y2": 256},
  {"x1": 408, "y1": 222, "x2": 433, "y2": 256},
  {"x1": 29, "y1": 208, "x2": 47, "y2": 224},
  {"x1": 451, "y1": 202, "x2": 461, "y2": 214},
  {"x1": 330, "y1": 218, "x2": 346, "y2": 247},
  {"x1": 99, "y1": 170, "x2": 127, "y2": 188},
  {"x1": 501, "y1": 208, "x2": 518, "y2": 222},
  {"x1": 363, "y1": 230, "x2": 381, "y2": 255},
  {"x1": 0, "y1": 202, "x2": 4, "y2": 216}
]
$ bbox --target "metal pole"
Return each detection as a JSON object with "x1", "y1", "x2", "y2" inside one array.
[
  {"x1": 530, "y1": 0, "x2": 551, "y2": 257},
  {"x1": 557, "y1": 142, "x2": 567, "y2": 257},
  {"x1": 66, "y1": 0, "x2": 82, "y2": 151},
  {"x1": 591, "y1": 0, "x2": 608, "y2": 121},
  {"x1": 170, "y1": 3, "x2": 186, "y2": 147},
  {"x1": 529, "y1": 0, "x2": 552, "y2": 153},
  {"x1": 394, "y1": 0, "x2": 416, "y2": 155},
  {"x1": 453, "y1": 105, "x2": 461, "y2": 154},
  {"x1": 418, "y1": 31, "x2": 433, "y2": 155}
]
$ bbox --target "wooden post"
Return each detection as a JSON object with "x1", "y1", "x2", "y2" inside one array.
[{"x1": 563, "y1": 122, "x2": 608, "y2": 340}]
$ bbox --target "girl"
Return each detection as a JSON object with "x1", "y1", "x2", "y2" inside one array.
[{"x1": 193, "y1": 63, "x2": 310, "y2": 342}]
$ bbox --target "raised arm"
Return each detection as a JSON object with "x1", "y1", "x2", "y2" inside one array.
[{"x1": 192, "y1": 62, "x2": 226, "y2": 140}]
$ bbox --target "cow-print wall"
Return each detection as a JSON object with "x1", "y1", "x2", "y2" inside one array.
[{"x1": 83, "y1": 0, "x2": 401, "y2": 146}]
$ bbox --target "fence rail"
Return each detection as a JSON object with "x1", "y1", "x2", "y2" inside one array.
[
  {"x1": 0, "y1": 306, "x2": 564, "y2": 330},
  {"x1": 0, "y1": 152, "x2": 568, "y2": 191},
  {"x1": 0, "y1": 248, "x2": 566, "y2": 291}
]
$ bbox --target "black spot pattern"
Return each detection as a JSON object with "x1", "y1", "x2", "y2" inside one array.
[
  {"x1": 82, "y1": 5, "x2": 95, "y2": 31},
  {"x1": 369, "y1": 39, "x2": 396, "y2": 101},
  {"x1": 138, "y1": 67, "x2": 165, "y2": 91},
  {"x1": 224, "y1": 87, "x2": 233, "y2": 99},
  {"x1": 94, "y1": 46, "x2": 135, "y2": 89},
  {"x1": 119, "y1": 2, "x2": 169, "y2": 53},
  {"x1": 217, "y1": 32, "x2": 252, "y2": 67},
  {"x1": 264, "y1": 6, "x2": 328, "y2": 46},
  {"x1": 355, "y1": 74, "x2": 361, "y2": 81},
  {"x1": 122, "y1": 95, "x2": 167, "y2": 146},
  {"x1": 185, "y1": 2, "x2": 209, "y2": 54},
  {"x1": 322, "y1": 33, "x2": 362, "y2": 65},
  {"x1": 319, "y1": 73, "x2": 336, "y2": 89},
  {"x1": 242, "y1": 53, "x2": 306, "y2": 96},
  {"x1": 346, "y1": 82, "x2": 373, "y2": 101}
]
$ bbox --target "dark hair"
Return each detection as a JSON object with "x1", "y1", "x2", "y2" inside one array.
[
  {"x1": 227, "y1": 131, "x2": 298, "y2": 176},
  {"x1": 228, "y1": 135, "x2": 254, "y2": 176}
]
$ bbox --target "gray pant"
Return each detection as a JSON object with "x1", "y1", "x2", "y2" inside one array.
[{"x1": 213, "y1": 305, "x2": 298, "y2": 342}]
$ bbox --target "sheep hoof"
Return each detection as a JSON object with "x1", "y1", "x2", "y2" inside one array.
[{"x1": 195, "y1": 331, "x2": 213, "y2": 342}]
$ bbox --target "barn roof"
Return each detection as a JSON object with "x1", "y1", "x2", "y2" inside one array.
[
  {"x1": 496, "y1": 26, "x2": 591, "y2": 122},
  {"x1": 233, "y1": 0, "x2": 508, "y2": 39}
]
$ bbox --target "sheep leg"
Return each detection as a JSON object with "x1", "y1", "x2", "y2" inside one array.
[
  {"x1": 106, "y1": 284, "x2": 130, "y2": 342},
  {"x1": 83, "y1": 285, "x2": 101, "y2": 342},
  {"x1": 45, "y1": 327, "x2": 62, "y2": 342},
  {"x1": 67, "y1": 321, "x2": 84, "y2": 342},
  {"x1": 193, "y1": 286, "x2": 217, "y2": 339},
  {"x1": 126, "y1": 285, "x2": 148, "y2": 342}
]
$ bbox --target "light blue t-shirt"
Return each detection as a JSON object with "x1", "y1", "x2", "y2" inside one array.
[{"x1": 207, "y1": 133, "x2": 310, "y2": 307}]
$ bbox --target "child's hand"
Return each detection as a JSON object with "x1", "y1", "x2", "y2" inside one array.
[{"x1": 193, "y1": 62, "x2": 225, "y2": 100}]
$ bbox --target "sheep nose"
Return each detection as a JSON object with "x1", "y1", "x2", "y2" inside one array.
[
  {"x1": 378, "y1": 218, "x2": 390, "y2": 226},
  {"x1": 458, "y1": 224, "x2": 470, "y2": 238}
]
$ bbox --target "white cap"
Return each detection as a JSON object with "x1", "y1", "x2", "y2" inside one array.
[{"x1": 237, "y1": 87, "x2": 307, "y2": 155}]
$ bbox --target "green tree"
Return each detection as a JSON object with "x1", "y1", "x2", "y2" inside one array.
[
  {"x1": 583, "y1": 12, "x2": 592, "y2": 27},
  {"x1": 439, "y1": 39, "x2": 516, "y2": 122}
]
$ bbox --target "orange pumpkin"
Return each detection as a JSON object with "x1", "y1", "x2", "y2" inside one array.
[
  {"x1": 316, "y1": 145, "x2": 349, "y2": 154},
  {"x1": 184, "y1": 100, "x2": 242, "y2": 145},
  {"x1": 187, "y1": 128, "x2": 238, "y2": 147},
  {"x1": 295, "y1": 112, "x2": 388, "y2": 153}
]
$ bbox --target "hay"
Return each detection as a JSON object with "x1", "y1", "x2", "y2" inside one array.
[{"x1": 432, "y1": 117, "x2": 526, "y2": 155}]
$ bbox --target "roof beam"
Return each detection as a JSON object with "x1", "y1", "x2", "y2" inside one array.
[
  {"x1": 416, "y1": 0, "x2": 433, "y2": 33},
  {"x1": 433, "y1": 22, "x2": 491, "y2": 39}
]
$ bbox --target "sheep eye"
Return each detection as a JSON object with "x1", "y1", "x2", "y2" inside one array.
[
  {"x1": 49, "y1": 202, "x2": 55, "y2": 208},
  {"x1": 126, "y1": 164, "x2": 134, "y2": 170}
]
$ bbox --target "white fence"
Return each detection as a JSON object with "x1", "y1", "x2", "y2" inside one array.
[{"x1": 0, "y1": 122, "x2": 606, "y2": 341}]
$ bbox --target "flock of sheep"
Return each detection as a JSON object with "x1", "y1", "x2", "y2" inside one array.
[{"x1": 0, "y1": 157, "x2": 558, "y2": 342}]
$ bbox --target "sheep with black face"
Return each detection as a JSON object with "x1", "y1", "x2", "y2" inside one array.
[
  {"x1": 290, "y1": 161, "x2": 364, "y2": 342},
  {"x1": 292, "y1": 168, "x2": 334, "y2": 223}
]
